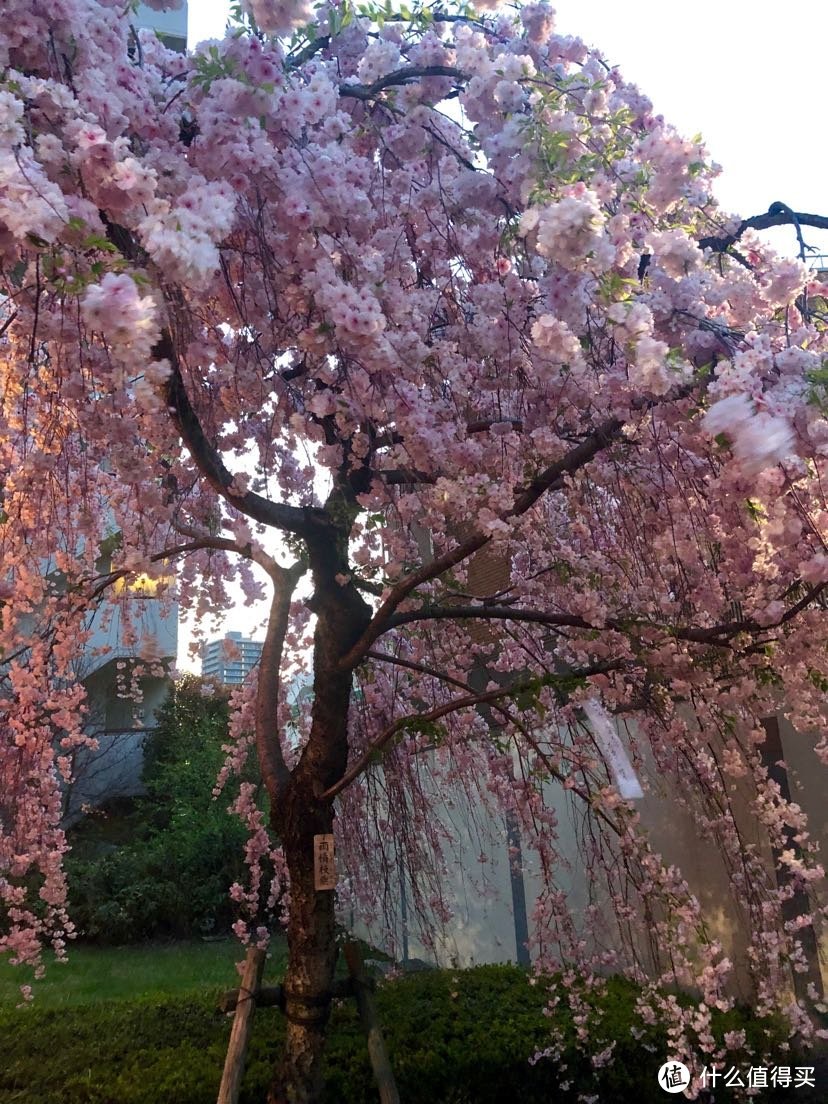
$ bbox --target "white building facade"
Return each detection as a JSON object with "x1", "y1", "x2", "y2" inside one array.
[{"x1": 135, "y1": 2, "x2": 188, "y2": 53}]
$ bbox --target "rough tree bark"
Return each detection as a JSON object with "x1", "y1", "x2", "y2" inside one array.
[
  {"x1": 267, "y1": 819, "x2": 339, "y2": 1104},
  {"x1": 265, "y1": 496, "x2": 372, "y2": 1103}
]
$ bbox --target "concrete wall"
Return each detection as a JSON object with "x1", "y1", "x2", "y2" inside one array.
[{"x1": 353, "y1": 718, "x2": 827, "y2": 1002}]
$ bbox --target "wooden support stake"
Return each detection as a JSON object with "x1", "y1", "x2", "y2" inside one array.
[
  {"x1": 217, "y1": 946, "x2": 266, "y2": 1104},
  {"x1": 343, "y1": 942, "x2": 400, "y2": 1104}
]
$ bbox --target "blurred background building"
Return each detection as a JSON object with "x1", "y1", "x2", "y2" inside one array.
[
  {"x1": 201, "y1": 631, "x2": 264, "y2": 686},
  {"x1": 136, "y1": 1, "x2": 188, "y2": 53}
]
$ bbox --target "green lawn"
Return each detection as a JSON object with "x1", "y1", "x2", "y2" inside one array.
[{"x1": 0, "y1": 939, "x2": 287, "y2": 1010}]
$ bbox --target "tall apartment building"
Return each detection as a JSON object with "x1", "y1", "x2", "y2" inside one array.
[{"x1": 202, "y1": 631, "x2": 264, "y2": 685}]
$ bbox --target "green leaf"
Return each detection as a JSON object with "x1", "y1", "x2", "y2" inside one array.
[{"x1": 9, "y1": 259, "x2": 27, "y2": 287}]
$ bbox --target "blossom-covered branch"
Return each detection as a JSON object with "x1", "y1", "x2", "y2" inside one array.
[
  {"x1": 156, "y1": 328, "x2": 327, "y2": 537},
  {"x1": 339, "y1": 62, "x2": 467, "y2": 102}
]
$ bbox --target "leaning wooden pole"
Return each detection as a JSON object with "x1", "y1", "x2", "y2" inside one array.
[
  {"x1": 343, "y1": 942, "x2": 400, "y2": 1104},
  {"x1": 217, "y1": 945, "x2": 267, "y2": 1104}
]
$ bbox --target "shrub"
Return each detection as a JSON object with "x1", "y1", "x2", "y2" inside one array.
[
  {"x1": 66, "y1": 677, "x2": 252, "y2": 943},
  {"x1": 1, "y1": 965, "x2": 813, "y2": 1104}
]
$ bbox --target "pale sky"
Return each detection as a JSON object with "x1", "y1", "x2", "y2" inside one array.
[{"x1": 180, "y1": 0, "x2": 828, "y2": 666}]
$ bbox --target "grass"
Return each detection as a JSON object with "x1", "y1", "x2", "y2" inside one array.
[{"x1": 0, "y1": 938, "x2": 287, "y2": 1010}]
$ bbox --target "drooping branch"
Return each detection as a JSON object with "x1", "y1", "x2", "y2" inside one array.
[
  {"x1": 365, "y1": 648, "x2": 476, "y2": 695},
  {"x1": 384, "y1": 585, "x2": 828, "y2": 649},
  {"x1": 100, "y1": 214, "x2": 324, "y2": 541},
  {"x1": 339, "y1": 65, "x2": 466, "y2": 103},
  {"x1": 371, "y1": 418, "x2": 523, "y2": 451},
  {"x1": 678, "y1": 581, "x2": 827, "y2": 642},
  {"x1": 322, "y1": 661, "x2": 621, "y2": 801},
  {"x1": 86, "y1": 535, "x2": 282, "y2": 600},
  {"x1": 386, "y1": 605, "x2": 596, "y2": 633},
  {"x1": 359, "y1": 650, "x2": 632, "y2": 844},
  {"x1": 364, "y1": 647, "x2": 635, "y2": 834},
  {"x1": 256, "y1": 561, "x2": 306, "y2": 803},
  {"x1": 320, "y1": 682, "x2": 529, "y2": 802}
]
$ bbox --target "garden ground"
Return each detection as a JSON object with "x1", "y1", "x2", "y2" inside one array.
[
  {"x1": 2, "y1": 941, "x2": 823, "y2": 1103},
  {"x1": 0, "y1": 939, "x2": 275, "y2": 1009}
]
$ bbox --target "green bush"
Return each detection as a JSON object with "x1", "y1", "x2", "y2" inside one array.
[
  {"x1": 1, "y1": 965, "x2": 813, "y2": 1104},
  {"x1": 66, "y1": 677, "x2": 253, "y2": 943}
]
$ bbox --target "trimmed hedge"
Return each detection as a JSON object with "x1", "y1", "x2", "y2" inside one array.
[{"x1": 1, "y1": 964, "x2": 815, "y2": 1104}]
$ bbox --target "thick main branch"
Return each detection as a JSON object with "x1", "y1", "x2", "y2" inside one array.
[{"x1": 156, "y1": 329, "x2": 324, "y2": 537}]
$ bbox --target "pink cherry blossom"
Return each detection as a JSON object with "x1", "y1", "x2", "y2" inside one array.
[{"x1": 2, "y1": 3, "x2": 828, "y2": 1098}]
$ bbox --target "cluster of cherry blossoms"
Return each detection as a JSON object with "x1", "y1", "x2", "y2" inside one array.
[
  {"x1": 243, "y1": 0, "x2": 316, "y2": 38},
  {"x1": 82, "y1": 273, "x2": 158, "y2": 358},
  {"x1": 520, "y1": 185, "x2": 612, "y2": 272},
  {"x1": 704, "y1": 393, "x2": 796, "y2": 477}
]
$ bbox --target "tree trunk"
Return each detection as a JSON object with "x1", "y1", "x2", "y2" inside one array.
[
  {"x1": 263, "y1": 500, "x2": 372, "y2": 1103},
  {"x1": 268, "y1": 828, "x2": 339, "y2": 1104}
]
